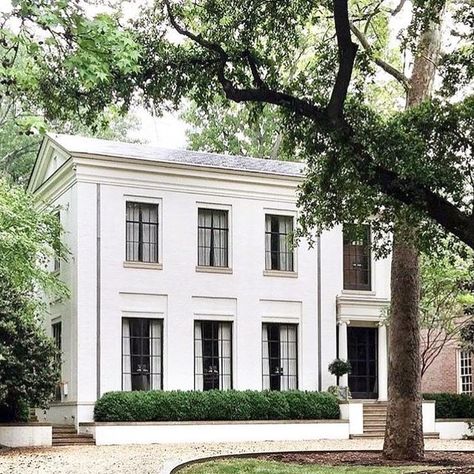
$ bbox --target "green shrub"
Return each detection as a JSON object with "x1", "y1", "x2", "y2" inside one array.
[
  {"x1": 423, "y1": 393, "x2": 474, "y2": 419},
  {"x1": 94, "y1": 390, "x2": 340, "y2": 422}
]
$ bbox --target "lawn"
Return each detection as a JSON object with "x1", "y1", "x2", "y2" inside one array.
[{"x1": 179, "y1": 459, "x2": 431, "y2": 474}]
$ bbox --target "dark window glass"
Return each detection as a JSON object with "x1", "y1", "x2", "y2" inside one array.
[
  {"x1": 265, "y1": 215, "x2": 294, "y2": 271},
  {"x1": 262, "y1": 323, "x2": 298, "y2": 390},
  {"x1": 343, "y1": 224, "x2": 371, "y2": 291},
  {"x1": 126, "y1": 202, "x2": 159, "y2": 263},
  {"x1": 122, "y1": 318, "x2": 162, "y2": 391},
  {"x1": 52, "y1": 322, "x2": 62, "y2": 400},
  {"x1": 194, "y1": 321, "x2": 232, "y2": 390},
  {"x1": 197, "y1": 209, "x2": 229, "y2": 267}
]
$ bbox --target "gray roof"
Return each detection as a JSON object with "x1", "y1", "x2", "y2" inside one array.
[{"x1": 49, "y1": 133, "x2": 305, "y2": 178}]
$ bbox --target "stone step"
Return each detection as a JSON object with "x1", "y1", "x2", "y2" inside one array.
[
  {"x1": 53, "y1": 433, "x2": 93, "y2": 440},
  {"x1": 53, "y1": 438, "x2": 95, "y2": 446},
  {"x1": 351, "y1": 432, "x2": 440, "y2": 440}
]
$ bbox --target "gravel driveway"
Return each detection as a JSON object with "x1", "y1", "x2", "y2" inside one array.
[{"x1": 1, "y1": 439, "x2": 473, "y2": 474}]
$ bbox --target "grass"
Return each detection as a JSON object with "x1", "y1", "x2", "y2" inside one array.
[{"x1": 179, "y1": 459, "x2": 431, "y2": 474}]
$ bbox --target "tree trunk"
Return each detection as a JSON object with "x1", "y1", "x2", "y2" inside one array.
[
  {"x1": 383, "y1": 4, "x2": 443, "y2": 461},
  {"x1": 383, "y1": 224, "x2": 423, "y2": 460}
]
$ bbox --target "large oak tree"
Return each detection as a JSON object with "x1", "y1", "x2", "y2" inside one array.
[{"x1": 2, "y1": 0, "x2": 473, "y2": 460}]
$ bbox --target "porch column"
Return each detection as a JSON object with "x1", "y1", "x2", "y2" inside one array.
[
  {"x1": 338, "y1": 320, "x2": 349, "y2": 387},
  {"x1": 378, "y1": 323, "x2": 388, "y2": 401}
]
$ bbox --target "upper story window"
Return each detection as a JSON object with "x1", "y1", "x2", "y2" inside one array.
[
  {"x1": 343, "y1": 224, "x2": 371, "y2": 291},
  {"x1": 197, "y1": 208, "x2": 229, "y2": 267},
  {"x1": 122, "y1": 318, "x2": 163, "y2": 391},
  {"x1": 126, "y1": 202, "x2": 159, "y2": 263},
  {"x1": 459, "y1": 351, "x2": 473, "y2": 395},
  {"x1": 265, "y1": 214, "x2": 294, "y2": 272},
  {"x1": 262, "y1": 323, "x2": 298, "y2": 390},
  {"x1": 194, "y1": 320, "x2": 232, "y2": 390}
]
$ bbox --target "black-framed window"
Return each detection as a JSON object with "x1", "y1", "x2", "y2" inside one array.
[
  {"x1": 343, "y1": 224, "x2": 371, "y2": 291},
  {"x1": 197, "y1": 208, "x2": 229, "y2": 267},
  {"x1": 126, "y1": 202, "x2": 159, "y2": 263},
  {"x1": 262, "y1": 323, "x2": 298, "y2": 390},
  {"x1": 52, "y1": 322, "x2": 62, "y2": 400},
  {"x1": 265, "y1": 214, "x2": 294, "y2": 271},
  {"x1": 122, "y1": 318, "x2": 162, "y2": 391},
  {"x1": 194, "y1": 321, "x2": 232, "y2": 390}
]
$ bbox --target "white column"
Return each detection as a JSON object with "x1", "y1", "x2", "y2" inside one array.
[
  {"x1": 338, "y1": 320, "x2": 349, "y2": 387},
  {"x1": 378, "y1": 323, "x2": 388, "y2": 401}
]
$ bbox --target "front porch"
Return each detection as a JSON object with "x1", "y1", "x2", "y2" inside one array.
[{"x1": 336, "y1": 295, "x2": 389, "y2": 401}]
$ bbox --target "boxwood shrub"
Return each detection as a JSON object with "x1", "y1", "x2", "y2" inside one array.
[
  {"x1": 423, "y1": 393, "x2": 474, "y2": 419},
  {"x1": 94, "y1": 390, "x2": 340, "y2": 422}
]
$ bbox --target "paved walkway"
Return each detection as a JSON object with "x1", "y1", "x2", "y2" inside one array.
[{"x1": 1, "y1": 439, "x2": 473, "y2": 474}]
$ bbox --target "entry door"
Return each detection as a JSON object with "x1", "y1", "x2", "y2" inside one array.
[{"x1": 347, "y1": 327, "x2": 378, "y2": 399}]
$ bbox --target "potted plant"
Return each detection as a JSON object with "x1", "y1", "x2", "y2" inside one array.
[{"x1": 328, "y1": 358, "x2": 352, "y2": 400}]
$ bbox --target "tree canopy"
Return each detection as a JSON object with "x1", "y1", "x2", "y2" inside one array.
[{"x1": 2, "y1": 0, "x2": 472, "y2": 250}]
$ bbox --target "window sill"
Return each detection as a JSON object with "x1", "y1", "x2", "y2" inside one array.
[
  {"x1": 341, "y1": 289, "x2": 376, "y2": 296},
  {"x1": 263, "y1": 270, "x2": 298, "y2": 278},
  {"x1": 123, "y1": 261, "x2": 163, "y2": 270},
  {"x1": 196, "y1": 266, "x2": 233, "y2": 274}
]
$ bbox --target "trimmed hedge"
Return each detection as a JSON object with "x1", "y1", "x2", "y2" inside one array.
[
  {"x1": 423, "y1": 393, "x2": 474, "y2": 419},
  {"x1": 94, "y1": 390, "x2": 340, "y2": 422}
]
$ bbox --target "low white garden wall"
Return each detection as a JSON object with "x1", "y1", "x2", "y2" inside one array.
[
  {"x1": 436, "y1": 419, "x2": 474, "y2": 440},
  {"x1": 80, "y1": 420, "x2": 349, "y2": 446},
  {"x1": 0, "y1": 423, "x2": 52, "y2": 447}
]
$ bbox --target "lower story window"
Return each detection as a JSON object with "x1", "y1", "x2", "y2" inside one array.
[
  {"x1": 262, "y1": 323, "x2": 298, "y2": 390},
  {"x1": 122, "y1": 318, "x2": 163, "y2": 391},
  {"x1": 459, "y1": 350, "x2": 473, "y2": 395},
  {"x1": 52, "y1": 321, "x2": 62, "y2": 401},
  {"x1": 194, "y1": 321, "x2": 232, "y2": 390}
]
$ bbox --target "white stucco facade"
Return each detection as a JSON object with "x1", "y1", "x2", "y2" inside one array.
[{"x1": 29, "y1": 134, "x2": 391, "y2": 426}]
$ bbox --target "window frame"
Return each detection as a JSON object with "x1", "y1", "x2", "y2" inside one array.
[
  {"x1": 264, "y1": 213, "x2": 296, "y2": 274},
  {"x1": 342, "y1": 224, "x2": 372, "y2": 292},
  {"x1": 194, "y1": 320, "x2": 233, "y2": 391},
  {"x1": 125, "y1": 199, "x2": 161, "y2": 265},
  {"x1": 262, "y1": 322, "x2": 298, "y2": 391},
  {"x1": 458, "y1": 350, "x2": 473, "y2": 395},
  {"x1": 121, "y1": 317, "x2": 163, "y2": 392},
  {"x1": 52, "y1": 321, "x2": 62, "y2": 401},
  {"x1": 196, "y1": 203, "x2": 232, "y2": 271}
]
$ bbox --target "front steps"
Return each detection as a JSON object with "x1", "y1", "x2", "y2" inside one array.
[
  {"x1": 52, "y1": 425, "x2": 95, "y2": 446},
  {"x1": 350, "y1": 402, "x2": 439, "y2": 439}
]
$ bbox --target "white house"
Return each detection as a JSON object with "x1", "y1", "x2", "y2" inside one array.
[{"x1": 28, "y1": 133, "x2": 391, "y2": 426}]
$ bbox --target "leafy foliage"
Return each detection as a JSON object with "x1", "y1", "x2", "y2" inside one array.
[
  {"x1": 460, "y1": 321, "x2": 474, "y2": 353},
  {"x1": 423, "y1": 393, "x2": 474, "y2": 419},
  {"x1": 328, "y1": 359, "x2": 352, "y2": 378},
  {"x1": 0, "y1": 178, "x2": 66, "y2": 420},
  {"x1": 2, "y1": 0, "x2": 472, "y2": 249},
  {"x1": 0, "y1": 281, "x2": 60, "y2": 421},
  {"x1": 94, "y1": 390, "x2": 340, "y2": 422},
  {"x1": 420, "y1": 253, "x2": 474, "y2": 376}
]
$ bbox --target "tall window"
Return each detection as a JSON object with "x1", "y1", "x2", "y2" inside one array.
[
  {"x1": 262, "y1": 323, "x2": 297, "y2": 390},
  {"x1": 265, "y1": 215, "x2": 294, "y2": 272},
  {"x1": 122, "y1": 318, "x2": 162, "y2": 391},
  {"x1": 197, "y1": 209, "x2": 229, "y2": 267},
  {"x1": 52, "y1": 322, "x2": 62, "y2": 400},
  {"x1": 194, "y1": 321, "x2": 232, "y2": 390},
  {"x1": 126, "y1": 202, "x2": 159, "y2": 263},
  {"x1": 459, "y1": 351, "x2": 473, "y2": 395},
  {"x1": 343, "y1": 224, "x2": 371, "y2": 291}
]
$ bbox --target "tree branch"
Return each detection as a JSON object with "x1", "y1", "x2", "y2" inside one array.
[
  {"x1": 163, "y1": 0, "x2": 474, "y2": 250},
  {"x1": 349, "y1": 21, "x2": 410, "y2": 90},
  {"x1": 327, "y1": 0, "x2": 358, "y2": 125}
]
